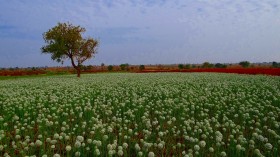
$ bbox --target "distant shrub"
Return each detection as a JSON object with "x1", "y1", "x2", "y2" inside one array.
[
  {"x1": 185, "y1": 64, "x2": 191, "y2": 69},
  {"x1": 192, "y1": 64, "x2": 197, "y2": 68},
  {"x1": 178, "y1": 64, "x2": 184, "y2": 69},
  {"x1": 120, "y1": 64, "x2": 129, "y2": 71},
  {"x1": 272, "y1": 62, "x2": 280, "y2": 68},
  {"x1": 215, "y1": 63, "x2": 227, "y2": 68},
  {"x1": 202, "y1": 62, "x2": 214, "y2": 68},
  {"x1": 139, "y1": 65, "x2": 145, "y2": 71},
  {"x1": 108, "y1": 65, "x2": 114, "y2": 71},
  {"x1": 239, "y1": 61, "x2": 250, "y2": 68}
]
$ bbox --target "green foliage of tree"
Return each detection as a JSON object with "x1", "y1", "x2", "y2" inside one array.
[
  {"x1": 120, "y1": 63, "x2": 129, "y2": 71},
  {"x1": 272, "y1": 61, "x2": 280, "y2": 68},
  {"x1": 178, "y1": 64, "x2": 184, "y2": 69},
  {"x1": 108, "y1": 65, "x2": 114, "y2": 71},
  {"x1": 239, "y1": 61, "x2": 250, "y2": 68},
  {"x1": 202, "y1": 62, "x2": 214, "y2": 68},
  {"x1": 139, "y1": 65, "x2": 145, "y2": 71},
  {"x1": 192, "y1": 64, "x2": 197, "y2": 69},
  {"x1": 215, "y1": 63, "x2": 227, "y2": 68},
  {"x1": 185, "y1": 64, "x2": 191, "y2": 69},
  {"x1": 41, "y1": 22, "x2": 98, "y2": 77}
]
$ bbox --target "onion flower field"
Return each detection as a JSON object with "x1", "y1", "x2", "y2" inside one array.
[{"x1": 0, "y1": 73, "x2": 279, "y2": 157}]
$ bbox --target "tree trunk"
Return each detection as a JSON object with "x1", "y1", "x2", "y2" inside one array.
[
  {"x1": 70, "y1": 55, "x2": 81, "y2": 78},
  {"x1": 76, "y1": 66, "x2": 81, "y2": 78}
]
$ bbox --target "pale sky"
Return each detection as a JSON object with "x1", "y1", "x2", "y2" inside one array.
[{"x1": 1, "y1": 0, "x2": 280, "y2": 67}]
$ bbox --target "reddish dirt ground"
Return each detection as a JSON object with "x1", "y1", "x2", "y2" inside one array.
[
  {"x1": 138, "y1": 68, "x2": 280, "y2": 76},
  {"x1": 0, "y1": 70, "x2": 46, "y2": 76},
  {"x1": 1, "y1": 68, "x2": 280, "y2": 77}
]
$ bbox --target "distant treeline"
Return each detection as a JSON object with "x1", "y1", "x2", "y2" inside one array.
[{"x1": 0, "y1": 61, "x2": 280, "y2": 76}]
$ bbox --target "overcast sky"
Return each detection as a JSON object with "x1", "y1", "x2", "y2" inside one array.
[{"x1": 1, "y1": 0, "x2": 280, "y2": 67}]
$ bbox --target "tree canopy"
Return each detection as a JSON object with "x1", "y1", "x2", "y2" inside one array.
[
  {"x1": 239, "y1": 61, "x2": 250, "y2": 68},
  {"x1": 41, "y1": 22, "x2": 98, "y2": 77}
]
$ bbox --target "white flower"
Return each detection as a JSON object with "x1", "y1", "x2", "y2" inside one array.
[
  {"x1": 35, "y1": 140, "x2": 42, "y2": 146},
  {"x1": 103, "y1": 135, "x2": 108, "y2": 141},
  {"x1": 158, "y1": 143, "x2": 164, "y2": 149},
  {"x1": 254, "y1": 149, "x2": 261, "y2": 155},
  {"x1": 87, "y1": 139, "x2": 92, "y2": 144},
  {"x1": 118, "y1": 146, "x2": 123, "y2": 150},
  {"x1": 15, "y1": 135, "x2": 21, "y2": 140},
  {"x1": 54, "y1": 133, "x2": 59, "y2": 139},
  {"x1": 148, "y1": 152, "x2": 155, "y2": 157},
  {"x1": 13, "y1": 115, "x2": 19, "y2": 121},
  {"x1": 76, "y1": 136, "x2": 84, "y2": 142},
  {"x1": 108, "y1": 150, "x2": 114, "y2": 156},
  {"x1": 199, "y1": 141, "x2": 206, "y2": 147},
  {"x1": 236, "y1": 144, "x2": 242, "y2": 151},
  {"x1": 66, "y1": 145, "x2": 71, "y2": 151},
  {"x1": 220, "y1": 151, "x2": 226, "y2": 157},
  {"x1": 135, "y1": 143, "x2": 141, "y2": 151},
  {"x1": 75, "y1": 151, "x2": 81, "y2": 157},
  {"x1": 264, "y1": 143, "x2": 273, "y2": 150},
  {"x1": 215, "y1": 131, "x2": 223, "y2": 142},
  {"x1": 209, "y1": 147, "x2": 214, "y2": 152},
  {"x1": 117, "y1": 149, "x2": 124, "y2": 156},
  {"x1": 194, "y1": 145, "x2": 200, "y2": 151},
  {"x1": 29, "y1": 142, "x2": 34, "y2": 147},
  {"x1": 75, "y1": 141, "x2": 81, "y2": 148},
  {"x1": 53, "y1": 154, "x2": 60, "y2": 157},
  {"x1": 107, "y1": 144, "x2": 113, "y2": 150},
  {"x1": 95, "y1": 149, "x2": 100, "y2": 156},
  {"x1": 61, "y1": 127, "x2": 66, "y2": 131},
  {"x1": 138, "y1": 151, "x2": 143, "y2": 156},
  {"x1": 3, "y1": 153, "x2": 10, "y2": 157},
  {"x1": 123, "y1": 143, "x2": 128, "y2": 149},
  {"x1": 38, "y1": 134, "x2": 43, "y2": 139}
]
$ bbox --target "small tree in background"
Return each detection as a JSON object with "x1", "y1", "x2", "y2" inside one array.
[
  {"x1": 101, "y1": 63, "x2": 105, "y2": 71},
  {"x1": 108, "y1": 65, "x2": 113, "y2": 71},
  {"x1": 272, "y1": 61, "x2": 280, "y2": 68},
  {"x1": 139, "y1": 65, "x2": 145, "y2": 71},
  {"x1": 202, "y1": 62, "x2": 214, "y2": 68},
  {"x1": 120, "y1": 63, "x2": 129, "y2": 71},
  {"x1": 239, "y1": 61, "x2": 250, "y2": 68},
  {"x1": 178, "y1": 64, "x2": 184, "y2": 70},
  {"x1": 192, "y1": 64, "x2": 197, "y2": 69},
  {"x1": 215, "y1": 63, "x2": 227, "y2": 68},
  {"x1": 185, "y1": 64, "x2": 191, "y2": 69},
  {"x1": 41, "y1": 22, "x2": 98, "y2": 77}
]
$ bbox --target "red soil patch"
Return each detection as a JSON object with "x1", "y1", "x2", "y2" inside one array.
[
  {"x1": 0, "y1": 70, "x2": 46, "y2": 76},
  {"x1": 138, "y1": 68, "x2": 280, "y2": 76}
]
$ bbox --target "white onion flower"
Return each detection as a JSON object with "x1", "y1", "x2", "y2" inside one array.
[
  {"x1": 75, "y1": 141, "x2": 81, "y2": 148},
  {"x1": 35, "y1": 140, "x2": 42, "y2": 147},
  {"x1": 66, "y1": 145, "x2": 71, "y2": 151},
  {"x1": 53, "y1": 154, "x2": 60, "y2": 157},
  {"x1": 220, "y1": 151, "x2": 226, "y2": 157},
  {"x1": 76, "y1": 136, "x2": 84, "y2": 142},
  {"x1": 148, "y1": 152, "x2": 155, "y2": 157},
  {"x1": 264, "y1": 143, "x2": 273, "y2": 150},
  {"x1": 117, "y1": 149, "x2": 124, "y2": 156},
  {"x1": 194, "y1": 145, "x2": 200, "y2": 151},
  {"x1": 199, "y1": 141, "x2": 206, "y2": 147}
]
